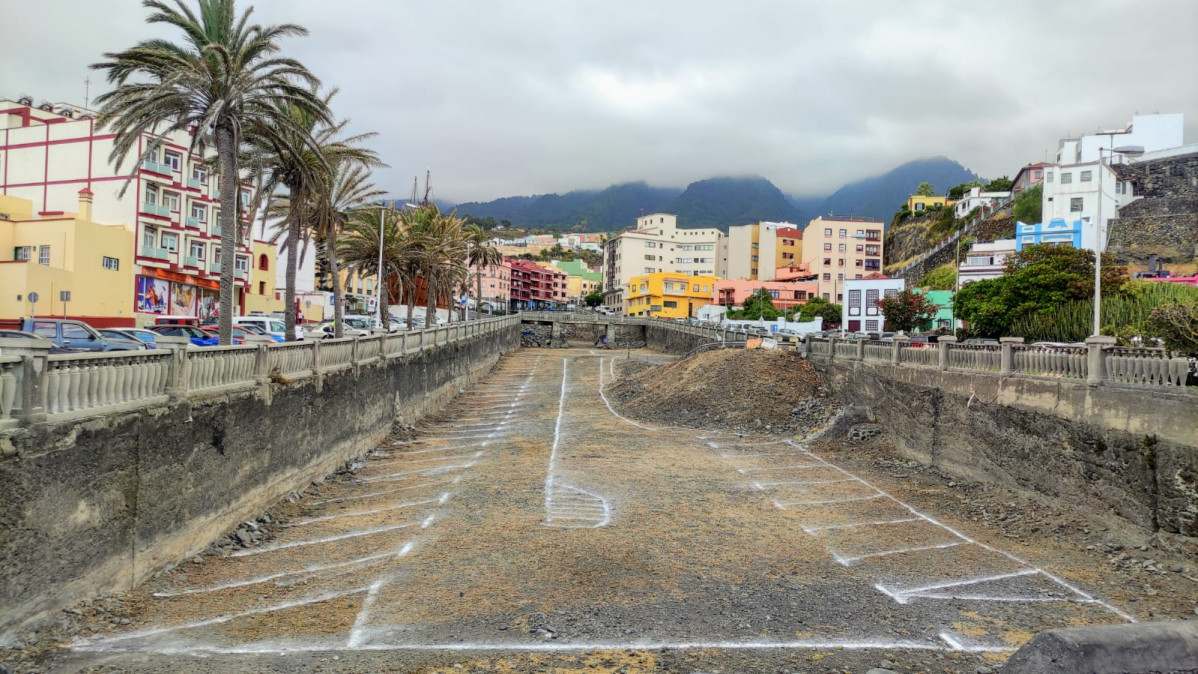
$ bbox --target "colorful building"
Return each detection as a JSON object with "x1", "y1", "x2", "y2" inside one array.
[
  {"x1": 546, "y1": 259, "x2": 601, "y2": 303},
  {"x1": 713, "y1": 278, "x2": 818, "y2": 312},
  {"x1": 801, "y1": 215, "x2": 885, "y2": 303},
  {"x1": 0, "y1": 191, "x2": 135, "y2": 326},
  {"x1": 508, "y1": 258, "x2": 568, "y2": 309},
  {"x1": 626, "y1": 272, "x2": 717, "y2": 319},
  {"x1": 918, "y1": 289, "x2": 955, "y2": 331},
  {"x1": 466, "y1": 259, "x2": 512, "y2": 311},
  {"x1": 722, "y1": 221, "x2": 802, "y2": 281},
  {"x1": 906, "y1": 194, "x2": 952, "y2": 212},
  {"x1": 1, "y1": 97, "x2": 261, "y2": 323},
  {"x1": 243, "y1": 240, "x2": 285, "y2": 317},
  {"x1": 601, "y1": 213, "x2": 722, "y2": 314},
  {"x1": 841, "y1": 275, "x2": 904, "y2": 333}
]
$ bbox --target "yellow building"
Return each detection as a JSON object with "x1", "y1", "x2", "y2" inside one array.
[
  {"x1": 906, "y1": 195, "x2": 952, "y2": 213},
  {"x1": 626, "y1": 272, "x2": 718, "y2": 319},
  {"x1": 243, "y1": 240, "x2": 286, "y2": 316},
  {"x1": 0, "y1": 190, "x2": 135, "y2": 326}
]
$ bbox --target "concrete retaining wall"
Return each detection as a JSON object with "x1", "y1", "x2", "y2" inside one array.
[
  {"x1": 644, "y1": 323, "x2": 719, "y2": 355},
  {"x1": 812, "y1": 358, "x2": 1198, "y2": 547},
  {"x1": 0, "y1": 324, "x2": 519, "y2": 637}
]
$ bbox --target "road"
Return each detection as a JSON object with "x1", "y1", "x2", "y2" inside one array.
[{"x1": 52, "y1": 348, "x2": 1139, "y2": 673}]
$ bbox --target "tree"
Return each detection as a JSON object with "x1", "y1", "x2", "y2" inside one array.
[
  {"x1": 984, "y1": 176, "x2": 1013, "y2": 192},
  {"x1": 948, "y1": 180, "x2": 983, "y2": 200},
  {"x1": 1012, "y1": 184, "x2": 1043, "y2": 224},
  {"x1": 1148, "y1": 300, "x2": 1198, "y2": 356},
  {"x1": 249, "y1": 89, "x2": 380, "y2": 341},
  {"x1": 954, "y1": 244, "x2": 1128, "y2": 338},
  {"x1": 728, "y1": 289, "x2": 779, "y2": 320},
  {"x1": 876, "y1": 289, "x2": 938, "y2": 333},
  {"x1": 796, "y1": 296, "x2": 842, "y2": 326},
  {"x1": 311, "y1": 162, "x2": 384, "y2": 337},
  {"x1": 465, "y1": 224, "x2": 502, "y2": 320},
  {"x1": 920, "y1": 263, "x2": 957, "y2": 291},
  {"x1": 92, "y1": 0, "x2": 327, "y2": 344},
  {"x1": 583, "y1": 292, "x2": 603, "y2": 308},
  {"x1": 915, "y1": 181, "x2": 936, "y2": 196}
]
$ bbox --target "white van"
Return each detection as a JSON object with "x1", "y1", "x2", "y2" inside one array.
[{"x1": 234, "y1": 316, "x2": 297, "y2": 341}]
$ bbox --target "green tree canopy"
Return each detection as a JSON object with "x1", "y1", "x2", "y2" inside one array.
[
  {"x1": 728, "y1": 288, "x2": 779, "y2": 320},
  {"x1": 795, "y1": 296, "x2": 842, "y2": 326},
  {"x1": 920, "y1": 263, "x2": 957, "y2": 291},
  {"x1": 954, "y1": 244, "x2": 1128, "y2": 337},
  {"x1": 985, "y1": 176, "x2": 1013, "y2": 191},
  {"x1": 876, "y1": 289, "x2": 938, "y2": 333},
  {"x1": 915, "y1": 181, "x2": 936, "y2": 196},
  {"x1": 583, "y1": 292, "x2": 603, "y2": 308},
  {"x1": 1012, "y1": 184, "x2": 1043, "y2": 224}
]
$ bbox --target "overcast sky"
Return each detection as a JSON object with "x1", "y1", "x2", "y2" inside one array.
[{"x1": 4, "y1": 0, "x2": 1196, "y2": 202}]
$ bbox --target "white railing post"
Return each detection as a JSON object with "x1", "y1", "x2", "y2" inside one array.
[
  {"x1": 855, "y1": 337, "x2": 866, "y2": 361},
  {"x1": 892, "y1": 336, "x2": 906, "y2": 366},
  {"x1": 1086, "y1": 335, "x2": 1115, "y2": 386},
  {"x1": 1000, "y1": 337, "x2": 1021, "y2": 376},
  {"x1": 254, "y1": 344, "x2": 270, "y2": 385},
  {"x1": 938, "y1": 336, "x2": 957, "y2": 370}
]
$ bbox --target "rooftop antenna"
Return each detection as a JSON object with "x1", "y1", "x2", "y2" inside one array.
[
  {"x1": 83, "y1": 76, "x2": 91, "y2": 109},
  {"x1": 409, "y1": 176, "x2": 419, "y2": 206}
]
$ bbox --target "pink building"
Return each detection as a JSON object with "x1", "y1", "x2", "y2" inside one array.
[
  {"x1": 715, "y1": 278, "x2": 819, "y2": 312},
  {"x1": 466, "y1": 259, "x2": 511, "y2": 311}
]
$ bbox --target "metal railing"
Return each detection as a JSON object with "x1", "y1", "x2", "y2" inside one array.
[{"x1": 0, "y1": 315, "x2": 521, "y2": 428}]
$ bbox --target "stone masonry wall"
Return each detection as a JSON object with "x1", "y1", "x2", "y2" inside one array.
[
  {"x1": 0, "y1": 325, "x2": 520, "y2": 637},
  {"x1": 1109, "y1": 153, "x2": 1198, "y2": 265},
  {"x1": 811, "y1": 358, "x2": 1198, "y2": 550}
]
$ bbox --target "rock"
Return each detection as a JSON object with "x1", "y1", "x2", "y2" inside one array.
[
  {"x1": 879, "y1": 660, "x2": 895, "y2": 669},
  {"x1": 235, "y1": 530, "x2": 253, "y2": 545},
  {"x1": 192, "y1": 556, "x2": 204, "y2": 564},
  {"x1": 865, "y1": 669, "x2": 895, "y2": 674},
  {"x1": 976, "y1": 667, "x2": 994, "y2": 674},
  {"x1": 846, "y1": 423, "x2": 883, "y2": 442}
]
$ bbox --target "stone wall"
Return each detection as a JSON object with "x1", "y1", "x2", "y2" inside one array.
[
  {"x1": 0, "y1": 324, "x2": 520, "y2": 637},
  {"x1": 1109, "y1": 153, "x2": 1198, "y2": 265},
  {"x1": 812, "y1": 358, "x2": 1198, "y2": 549},
  {"x1": 644, "y1": 323, "x2": 720, "y2": 355}
]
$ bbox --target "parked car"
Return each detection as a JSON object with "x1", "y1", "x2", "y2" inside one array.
[
  {"x1": 303, "y1": 320, "x2": 370, "y2": 340},
  {"x1": 963, "y1": 338, "x2": 1000, "y2": 346},
  {"x1": 100, "y1": 328, "x2": 158, "y2": 349},
  {"x1": 230, "y1": 322, "x2": 285, "y2": 343},
  {"x1": 18, "y1": 318, "x2": 143, "y2": 351},
  {"x1": 149, "y1": 324, "x2": 220, "y2": 347},
  {"x1": 234, "y1": 316, "x2": 294, "y2": 341},
  {"x1": 201, "y1": 324, "x2": 268, "y2": 344},
  {"x1": 0, "y1": 329, "x2": 81, "y2": 354},
  {"x1": 907, "y1": 334, "x2": 939, "y2": 347}
]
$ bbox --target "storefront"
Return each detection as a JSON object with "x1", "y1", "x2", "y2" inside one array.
[{"x1": 134, "y1": 268, "x2": 239, "y2": 324}]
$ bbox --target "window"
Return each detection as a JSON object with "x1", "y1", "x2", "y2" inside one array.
[
  {"x1": 838, "y1": 243, "x2": 846, "y2": 251},
  {"x1": 38, "y1": 245, "x2": 50, "y2": 265},
  {"x1": 162, "y1": 191, "x2": 180, "y2": 211},
  {"x1": 865, "y1": 289, "x2": 879, "y2": 314},
  {"x1": 823, "y1": 243, "x2": 832, "y2": 251},
  {"x1": 644, "y1": 254, "x2": 656, "y2": 261},
  {"x1": 145, "y1": 184, "x2": 159, "y2": 204},
  {"x1": 142, "y1": 227, "x2": 157, "y2": 248},
  {"x1": 102, "y1": 256, "x2": 119, "y2": 271},
  {"x1": 865, "y1": 320, "x2": 879, "y2": 331},
  {"x1": 189, "y1": 241, "x2": 205, "y2": 259},
  {"x1": 214, "y1": 248, "x2": 221, "y2": 264},
  {"x1": 161, "y1": 232, "x2": 178, "y2": 252},
  {"x1": 769, "y1": 290, "x2": 779, "y2": 299},
  {"x1": 839, "y1": 229, "x2": 847, "y2": 238},
  {"x1": 824, "y1": 228, "x2": 832, "y2": 236},
  {"x1": 1080, "y1": 170, "x2": 1092, "y2": 182},
  {"x1": 848, "y1": 290, "x2": 862, "y2": 314},
  {"x1": 822, "y1": 293, "x2": 830, "y2": 300},
  {"x1": 1070, "y1": 197, "x2": 1083, "y2": 212},
  {"x1": 837, "y1": 273, "x2": 843, "y2": 281},
  {"x1": 13, "y1": 246, "x2": 31, "y2": 261},
  {"x1": 822, "y1": 273, "x2": 831, "y2": 281},
  {"x1": 258, "y1": 254, "x2": 269, "y2": 270},
  {"x1": 645, "y1": 242, "x2": 657, "y2": 248},
  {"x1": 191, "y1": 204, "x2": 207, "y2": 222},
  {"x1": 240, "y1": 188, "x2": 252, "y2": 206},
  {"x1": 663, "y1": 300, "x2": 678, "y2": 308},
  {"x1": 1047, "y1": 170, "x2": 1053, "y2": 182},
  {"x1": 823, "y1": 257, "x2": 832, "y2": 266},
  {"x1": 192, "y1": 164, "x2": 208, "y2": 184},
  {"x1": 1061, "y1": 172, "x2": 1072, "y2": 184},
  {"x1": 164, "y1": 151, "x2": 181, "y2": 171},
  {"x1": 856, "y1": 244, "x2": 864, "y2": 252},
  {"x1": 884, "y1": 289, "x2": 899, "y2": 300},
  {"x1": 63, "y1": 323, "x2": 91, "y2": 340}
]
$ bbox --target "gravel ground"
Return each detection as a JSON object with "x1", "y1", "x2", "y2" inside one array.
[{"x1": 5, "y1": 348, "x2": 1192, "y2": 674}]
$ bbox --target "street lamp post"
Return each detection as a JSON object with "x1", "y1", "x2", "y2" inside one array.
[
  {"x1": 1092, "y1": 145, "x2": 1143, "y2": 336},
  {"x1": 376, "y1": 204, "x2": 386, "y2": 332}
]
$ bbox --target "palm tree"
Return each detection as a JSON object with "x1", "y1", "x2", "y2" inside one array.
[
  {"x1": 247, "y1": 89, "x2": 380, "y2": 340},
  {"x1": 464, "y1": 224, "x2": 502, "y2": 319},
  {"x1": 309, "y1": 162, "x2": 384, "y2": 337},
  {"x1": 338, "y1": 206, "x2": 427, "y2": 326},
  {"x1": 92, "y1": 0, "x2": 328, "y2": 344}
]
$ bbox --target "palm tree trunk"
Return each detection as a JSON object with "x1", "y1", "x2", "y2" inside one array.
[
  {"x1": 406, "y1": 281, "x2": 415, "y2": 329},
  {"x1": 215, "y1": 124, "x2": 238, "y2": 346},
  {"x1": 425, "y1": 276, "x2": 437, "y2": 326},
  {"x1": 328, "y1": 237, "x2": 344, "y2": 339},
  {"x1": 283, "y1": 197, "x2": 300, "y2": 342},
  {"x1": 476, "y1": 271, "x2": 484, "y2": 321},
  {"x1": 446, "y1": 284, "x2": 454, "y2": 325}
]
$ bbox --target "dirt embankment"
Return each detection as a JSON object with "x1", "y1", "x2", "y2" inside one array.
[{"x1": 607, "y1": 349, "x2": 836, "y2": 435}]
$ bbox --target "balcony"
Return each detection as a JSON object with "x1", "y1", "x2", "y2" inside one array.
[
  {"x1": 236, "y1": 269, "x2": 248, "y2": 281},
  {"x1": 187, "y1": 178, "x2": 203, "y2": 190},
  {"x1": 142, "y1": 202, "x2": 171, "y2": 218},
  {"x1": 185, "y1": 217, "x2": 202, "y2": 228},
  {"x1": 140, "y1": 245, "x2": 168, "y2": 259},
  {"x1": 183, "y1": 255, "x2": 199, "y2": 268},
  {"x1": 141, "y1": 159, "x2": 172, "y2": 176},
  {"x1": 212, "y1": 225, "x2": 222, "y2": 237},
  {"x1": 213, "y1": 188, "x2": 220, "y2": 200},
  {"x1": 209, "y1": 263, "x2": 222, "y2": 274}
]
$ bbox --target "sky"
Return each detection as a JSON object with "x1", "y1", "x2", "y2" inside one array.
[{"x1": 3, "y1": 0, "x2": 1197, "y2": 203}]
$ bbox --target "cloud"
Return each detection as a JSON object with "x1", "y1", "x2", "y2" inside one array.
[{"x1": 2, "y1": 0, "x2": 1196, "y2": 203}]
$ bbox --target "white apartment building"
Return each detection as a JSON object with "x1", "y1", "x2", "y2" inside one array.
[
  {"x1": 1041, "y1": 113, "x2": 1185, "y2": 251},
  {"x1": 957, "y1": 239, "x2": 1016, "y2": 285},
  {"x1": 601, "y1": 213, "x2": 722, "y2": 313},
  {"x1": 841, "y1": 276, "x2": 904, "y2": 334},
  {"x1": 954, "y1": 185, "x2": 1011, "y2": 219},
  {"x1": 1, "y1": 97, "x2": 258, "y2": 322},
  {"x1": 722, "y1": 221, "x2": 801, "y2": 281}
]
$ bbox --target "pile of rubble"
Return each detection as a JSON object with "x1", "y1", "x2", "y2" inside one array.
[
  {"x1": 606, "y1": 349, "x2": 836, "y2": 434},
  {"x1": 520, "y1": 324, "x2": 570, "y2": 348}
]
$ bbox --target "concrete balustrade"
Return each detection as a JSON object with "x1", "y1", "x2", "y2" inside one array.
[
  {"x1": 0, "y1": 315, "x2": 521, "y2": 431},
  {"x1": 807, "y1": 334, "x2": 1193, "y2": 390}
]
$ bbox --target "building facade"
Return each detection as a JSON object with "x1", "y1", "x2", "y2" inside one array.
[
  {"x1": 958, "y1": 239, "x2": 1016, "y2": 285},
  {"x1": 713, "y1": 278, "x2": 818, "y2": 312},
  {"x1": 626, "y1": 272, "x2": 717, "y2": 319},
  {"x1": 601, "y1": 213, "x2": 722, "y2": 314},
  {"x1": 1010, "y1": 162, "x2": 1049, "y2": 196},
  {"x1": 841, "y1": 276, "x2": 904, "y2": 333},
  {"x1": 722, "y1": 221, "x2": 802, "y2": 281},
  {"x1": 953, "y1": 186, "x2": 1011, "y2": 219},
  {"x1": 800, "y1": 215, "x2": 884, "y2": 302},
  {"x1": 1, "y1": 97, "x2": 260, "y2": 324},
  {"x1": 509, "y1": 258, "x2": 567, "y2": 309},
  {"x1": 906, "y1": 195, "x2": 951, "y2": 212},
  {"x1": 466, "y1": 260, "x2": 512, "y2": 311},
  {"x1": 0, "y1": 191, "x2": 134, "y2": 326}
]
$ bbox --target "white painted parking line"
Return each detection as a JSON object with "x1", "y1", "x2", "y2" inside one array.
[
  {"x1": 830, "y1": 541, "x2": 967, "y2": 566},
  {"x1": 358, "y1": 462, "x2": 475, "y2": 483},
  {"x1": 230, "y1": 522, "x2": 417, "y2": 557},
  {"x1": 308, "y1": 482, "x2": 441, "y2": 505},
  {"x1": 802, "y1": 517, "x2": 922, "y2": 534},
  {"x1": 284, "y1": 499, "x2": 439, "y2": 527},
  {"x1": 774, "y1": 494, "x2": 884, "y2": 508}
]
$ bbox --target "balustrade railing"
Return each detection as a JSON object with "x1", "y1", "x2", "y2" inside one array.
[
  {"x1": 834, "y1": 341, "x2": 858, "y2": 358},
  {"x1": 1011, "y1": 345, "x2": 1087, "y2": 379},
  {"x1": 1105, "y1": 347, "x2": 1189, "y2": 387},
  {"x1": 899, "y1": 342, "x2": 939, "y2": 367},
  {"x1": 863, "y1": 341, "x2": 891, "y2": 362},
  {"x1": 0, "y1": 315, "x2": 521, "y2": 429},
  {"x1": 948, "y1": 343, "x2": 1001, "y2": 372}
]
